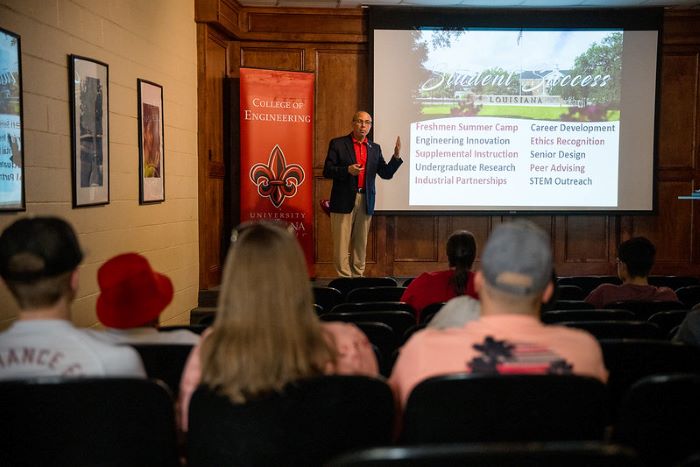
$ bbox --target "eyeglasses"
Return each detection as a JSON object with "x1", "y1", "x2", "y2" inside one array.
[{"x1": 353, "y1": 119, "x2": 372, "y2": 125}]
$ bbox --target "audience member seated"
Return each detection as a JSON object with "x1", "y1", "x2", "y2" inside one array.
[
  {"x1": 400, "y1": 230, "x2": 479, "y2": 322},
  {"x1": 178, "y1": 222, "x2": 378, "y2": 430},
  {"x1": 427, "y1": 295, "x2": 480, "y2": 329},
  {"x1": 389, "y1": 221, "x2": 607, "y2": 408},
  {"x1": 584, "y1": 237, "x2": 678, "y2": 309},
  {"x1": 0, "y1": 217, "x2": 145, "y2": 379},
  {"x1": 673, "y1": 309, "x2": 700, "y2": 346},
  {"x1": 86, "y1": 253, "x2": 199, "y2": 345}
]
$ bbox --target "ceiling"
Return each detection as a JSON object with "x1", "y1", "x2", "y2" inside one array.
[{"x1": 236, "y1": 0, "x2": 700, "y2": 8}]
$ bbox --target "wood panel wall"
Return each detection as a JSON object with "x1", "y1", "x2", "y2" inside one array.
[{"x1": 195, "y1": 1, "x2": 700, "y2": 287}]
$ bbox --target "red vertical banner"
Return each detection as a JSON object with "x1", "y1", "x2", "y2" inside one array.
[{"x1": 240, "y1": 68, "x2": 315, "y2": 276}]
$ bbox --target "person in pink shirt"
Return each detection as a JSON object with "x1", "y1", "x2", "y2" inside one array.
[
  {"x1": 585, "y1": 236, "x2": 678, "y2": 308},
  {"x1": 178, "y1": 222, "x2": 377, "y2": 430},
  {"x1": 400, "y1": 230, "x2": 479, "y2": 322},
  {"x1": 390, "y1": 221, "x2": 608, "y2": 408}
]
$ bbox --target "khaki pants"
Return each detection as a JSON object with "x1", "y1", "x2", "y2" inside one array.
[{"x1": 330, "y1": 193, "x2": 372, "y2": 277}]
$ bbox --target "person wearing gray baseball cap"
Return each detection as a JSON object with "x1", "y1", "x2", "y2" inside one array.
[
  {"x1": 389, "y1": 220, "x2": 608, "y2": 408},
  {"x1": 0, "y1": 216, "x2": 145, "y2": 380}
]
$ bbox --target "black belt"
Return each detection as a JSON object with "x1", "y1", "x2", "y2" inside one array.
[{"x1": 357, "y1": 187, "x2": 365, "y2": 193}]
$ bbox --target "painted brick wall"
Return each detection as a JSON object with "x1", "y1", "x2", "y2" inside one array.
[{"x1": 0, "y1": 0, "x2": 199, "y2": 329}]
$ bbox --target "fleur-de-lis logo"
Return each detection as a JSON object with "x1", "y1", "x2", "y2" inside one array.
[{"x1": 249, "y1": 144, "x2": 305, "y2": 208}]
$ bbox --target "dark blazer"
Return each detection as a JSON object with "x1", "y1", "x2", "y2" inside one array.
[{"x1": 323, "y1": 133, "x2": 403, "y2": 215}]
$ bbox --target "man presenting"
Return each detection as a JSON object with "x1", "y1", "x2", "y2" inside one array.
[{"x1": 323, "y1": 111, "x2": 403, "y2": 277}]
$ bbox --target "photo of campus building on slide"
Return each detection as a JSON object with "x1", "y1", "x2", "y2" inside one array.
[{"x1": 414, "y1": 29, "x2": 622, "y2": 122}]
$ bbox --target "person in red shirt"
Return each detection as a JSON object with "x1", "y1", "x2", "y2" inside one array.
[
  {"x1": 401, "y1": 230, "x2": 479, "y2": 322},
  {"x1": 323, "y1": 111, "x2": 402, "y2": 277},
  {"x1": 584, "y1": 237, "x2": 678, "y2": 308}
]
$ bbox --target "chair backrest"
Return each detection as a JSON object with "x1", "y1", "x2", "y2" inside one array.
[
  {"x1": 0, "y1": 377, "x2": 179, "y2": 467},
  {"x1": 647, "y1": 275, "x2": 700, "y2": 290},
  {"x1": 551, "y1": 300, "x2": 595, "y2": 310},
  {"x1": 559, "y1": 320, "x2": 662, "y2": 340},
  {"x1": 190, "y1": 306, "x2": 217, "y2": 325},
  {"x1": 675, "y1": 285, "x2": 700, "y2": 308},
  {"x1": 614, "y1": 373, "x2": 700, "y2": 467},
  {"x1": 187, "y1": 375, "x2": 394, "y2": 467},
  {"x1": 327, "y1": 277, "x2": 398, "y2": 300},
  {"x1": 330, "y1": 301, "x2": 416, "y2": 316},
  {"x1": 600, "y1": 338, "x2": 700, "y2": 411},
  {"x1": 401, "y1": 373, "x2": 609, "y2": 444},
  {"x1": 603, "y1": 300, "x2": 687, "y2": 320},
  {"x1": 541, "y1": 309, "x2": 635, "y2": 324},
  {"x1": 402, "y1": 277, "x2": 414, "y2": 287},
  {"x1": 327, "y1": 442, "x2": 640, "y2": 467},
  {"x1": 129, "y1": 344, "x2": 193, "y2": 396},
  {"x1": 312, "y1": 286, "x2": 343, "y2": 313},
  {"x1": 353, "y1": 321, "x2": 398, "y2": 377},
  {"x1": 557, "y1": 284, "x2": 587, "y2": 300},
  {"x1": 321, "y1": 311, "x2": 415, "y2": 340},
  {"x1": 346, "y1": 286, "x2": 407, "y2": 303},
  {"x1": 419, "y1": 302, "x2": 445, "y2": 324},
  {"x1": 647, "y1": 310, "x2": 689, "y2": 336},
  {"x1": 558, "y1": 276, "x2": 621, "y2": 295}
]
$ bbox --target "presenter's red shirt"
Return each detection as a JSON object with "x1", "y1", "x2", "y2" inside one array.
[{"x1": 353, "y1": 137, "x2": 368, "y2": 189}]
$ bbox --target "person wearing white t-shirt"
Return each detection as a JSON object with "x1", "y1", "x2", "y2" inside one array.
[{"x1": 0, "y1": 216, "x2": 145, "y2": 379}]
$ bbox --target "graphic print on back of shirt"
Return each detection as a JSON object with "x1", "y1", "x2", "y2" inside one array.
[{"x1": 468, "y1": 335, "x2": 573, "y2": 375}]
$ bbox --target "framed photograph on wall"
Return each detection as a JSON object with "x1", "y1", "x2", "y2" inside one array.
[
  {"x1": 69, "y1": 55, "x2": 109, "y2": 207},
  {"x1": 0, "y1": 27, "x2": 25, "y2": 211},
  {"x1": 137, "y1": 79, "x2": 165, "y2": 204}
]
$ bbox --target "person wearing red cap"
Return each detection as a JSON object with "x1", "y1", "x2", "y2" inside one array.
[
  {"x1": 86, "y1": 253, "x2": 199, "y2": 345},
  {"x1": 0, "y1": 217, "x2": 146, "y2": 380}
]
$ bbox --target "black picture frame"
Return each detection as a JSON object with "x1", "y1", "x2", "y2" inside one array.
[
  {"x1": 69, "y1": 54, "x2": 109, "y2": 207},
  {"x1": 0, "y1": 27, "x2": 26, "y2": 211},
  {"x1": 137, "y1": 79, "x2": 165, "y2": 204}
]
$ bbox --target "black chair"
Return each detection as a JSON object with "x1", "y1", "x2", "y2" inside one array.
[
  {"x1": 557, "y1": 284, "x2": 587, "y2": 300},
  {"x1": 420, "y1": 302, "x2": 445, "y2": 324},
  {"x1": 541, "y1": 309, "x2": 635, "y2": 324},
  {"x1": 675, "y1": 285, "x2": 700, "y2": 308},
  {"x1": 330, "y1": 301, "x2": 416, "y2": 316},
  {"x1": 313, "y1": 286, "x2": 343, "y2": 314},
  {"x1": 558, "y1": 276, "x2": 621, "y2": 295},
  {"x1": 328, "y1": 277, "x2": 398, "y2": 301},
  {"x1": 401, "y1": 373, "x2": 609, "y2": 444},
  {"x1": 190, "y1": 306, "x2": 216, "y2": 325},
  {"x1": 187, "y1": 375, "x2": 394, "y2": 467},
  {"x1": 614, "y1": 373, "x2": 700, "y2": 467},
  {"x1": 647, "y1": 275, "x2": 699, "y2": 290},
  {"x1": 353, "y1": 321, "x2": 398, "y2": 377},
  {"x1": 402, "y1": 323, "x2": 427, "y2": 345},
  {"x1": 600, "y1": 338, "x2": 700, "y2": 412},
  {"x1": 647, "y1": 310, "x2": 689, "y2": 337},
  {"x1": 402, "y1": 277, "x2": 414, "y2": 287},
  {"x1": 603, "y1": 300, "x2": 687, "y2": 321},
  {"x1": 129, "y1": 344, "x2": 193, "y2": 396},
  {"x1": 347, "y1": 286, "x2": 407, "y2": 303},
  {"x1": 559, "y1": 320, "x2": 662, "y2": 340},
  {"x1": 321, "y1": 311, "x2": 415, "y2": 340},
  {"x1": 327, "y1": 442, "x2": 640, "y2": 467},
  {"x1": 0, "y1": 377, "x2": 179, "y2": 467},
  {"x1": 551, "y1": 300, "x2": 595, "y2": 310}
]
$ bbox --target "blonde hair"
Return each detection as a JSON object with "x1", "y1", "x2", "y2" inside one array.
[{"x1": 200, "y1": 222, "x2": 336, "y2": 403}]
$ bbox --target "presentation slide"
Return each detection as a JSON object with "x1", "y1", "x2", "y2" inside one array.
[{"x1": 371, "y1": 9, "x2": 660, "y2": 213}]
